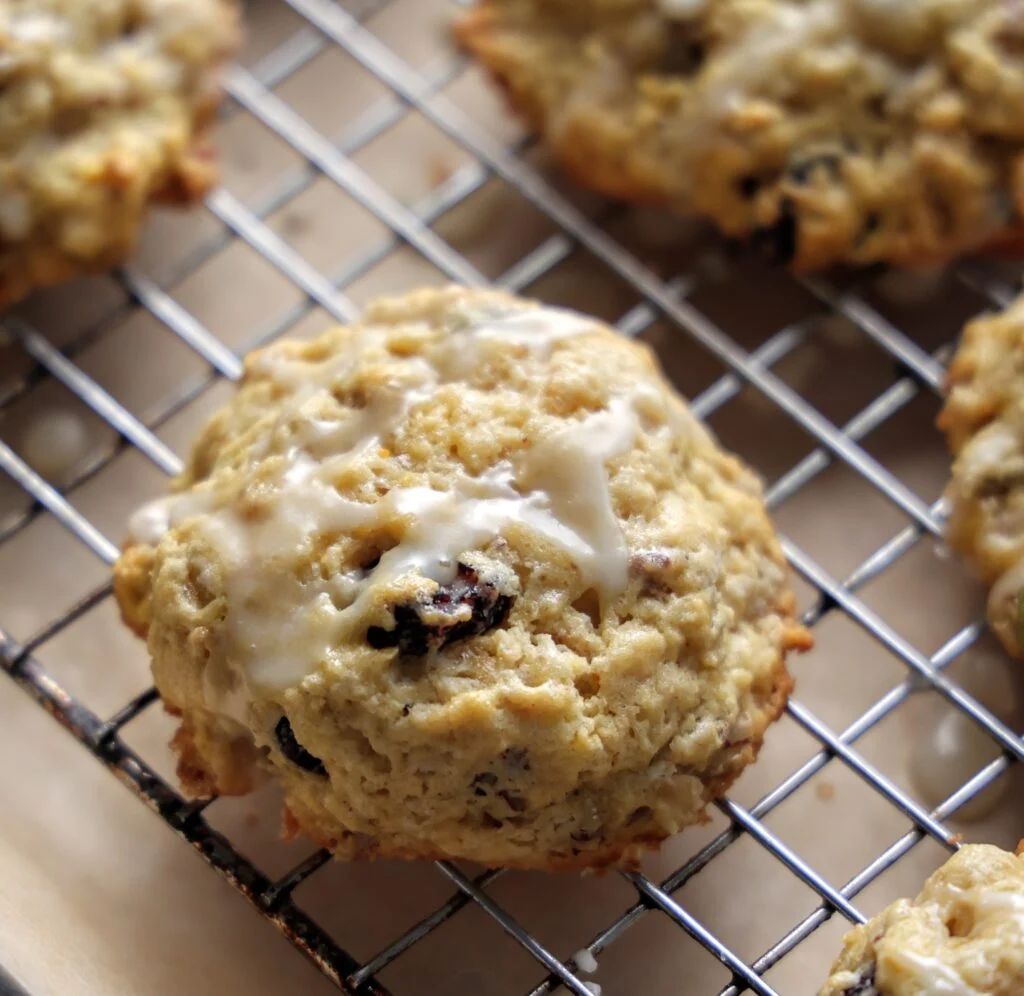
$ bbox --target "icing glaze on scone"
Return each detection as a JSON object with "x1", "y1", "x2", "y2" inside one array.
[
  {"x1": 128, "y1": 304, "x2": 644, "y2": 698},
  {"x1": 114, "y1": 285, "x2": 809, "y2": 870}
]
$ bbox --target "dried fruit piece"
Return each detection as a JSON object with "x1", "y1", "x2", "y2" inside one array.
[
  {"x1": 274, "y1": 717, "x2": 327, "y2": 776},
  {"x1": 367, "y1": 562, "x2": 516, "y2": 656}
]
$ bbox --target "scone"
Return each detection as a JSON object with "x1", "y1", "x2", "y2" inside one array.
[
  {"x1": 939, "y1": 295, "x2": 1024, "y2": 659},
  {"x1": 456, "y1": 0, "x2": 1024, "y2": 271},
  {"x1": 114, "y1": 285, "x2": 810, "y2": 870},
  {"x1": 0, "y1": 0, "x2": 239, "y2": 309},
  {"x1": 819, "y1": 844, "x2": 1024, "y2": 995}
]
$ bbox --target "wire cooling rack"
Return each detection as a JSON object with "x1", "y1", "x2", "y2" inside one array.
[{"x1": 2, "y1": 1, "x2": 1024, "y2": 993}]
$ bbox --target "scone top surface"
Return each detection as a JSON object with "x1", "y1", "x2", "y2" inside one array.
[
  {"x1": 457, "y1": 0, "x2": 1024, "y2": 270},
  {"x1": 0, "y1": 0, "x2": 238, "y2": 308},
  {"x1": 820, "y1": 844, "x2": 1024, "y2": 996},
  {"x1": 115, "y1": 286, "x2": 805, "y2": 869},
  {"x1": 940, "y1": 294, "x2": 1024, "y2": 658}
]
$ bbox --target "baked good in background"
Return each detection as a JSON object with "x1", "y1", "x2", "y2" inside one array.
[
  {"x1": 456, "y1": 0, "x2": 1024, "y2": 271},
  {"x1": 819, "y1": 843, "x2": 1024, "y2": 995},
  {"x1": 0, "y1": 0, "x2": 239, "y2": 309},
  {"x1": 939, "y1": 294, "x2": 1024, "y2": 659},
  {"x1": 114, "y1": 285, "x2": 810, "y2": 870}
]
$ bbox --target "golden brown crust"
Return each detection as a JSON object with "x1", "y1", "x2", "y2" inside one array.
[
  {"x1": 150, "y1": 556, "x2": 804, "y2": 871},
  {"x1": 170, "y1": 712, "x2": 262, "y2": 798},
  {"x1": 178, "y1": 632, "x2": 801, "y2": 871},
  {"x1": 175, "y1": 629, "x2": 796, "y2": 872},
  {"x1": 112, "y1": 543, "x2": 158, "y2": 640},
  {"x1": 267, "y1": 644, "x2": 799, "y2": 872}
]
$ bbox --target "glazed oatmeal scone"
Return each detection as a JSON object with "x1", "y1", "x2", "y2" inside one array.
[
  {"x1": 455, "y1": 0, "x2": 1024, "y2": 271},
  {"x1": 939, "y1": 295, "x2": 1024, "y2": 658},
  {"x1": 114, "y1": 285, "x2": 810, "y2": 870},
  {"x1": 0, "y1": 0, "x2": 239, "y2": 309},
  {"x1": 819, "y1": 844, "x2": 1024, "y2": 995}
]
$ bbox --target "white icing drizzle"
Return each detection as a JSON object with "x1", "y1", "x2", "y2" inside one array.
[
  {"x1": 973, "y1": 889, "x2": 1024, "y2": 933},
  {"x1": 891, "y1": 950, "x2": 976, "y2": 996},
  {"x1": 7, "y1": 11, "x2": 71, "y2": 44},
  {"x1": 199, "y1": 396, "x2": 641, "y2": 693},
  {"x1": 431, "y1": 301, "x2": 595, "y2": 380},
  {"x1": 518, "y1": 397, "x2": 639, "y2": 602},
  {"x1": 346, "y1": 467, "x2": 588, "y2": 608},
  {"x1": 128, "y1": 489, "x2": 218, "y2": 545},
  {"x1": 128, "y1": 303, "x2": 649, "y2": 702}
]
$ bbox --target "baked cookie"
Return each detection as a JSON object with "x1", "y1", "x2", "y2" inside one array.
[
  {"x1": 939, "y1": 295, "x2": 1024, "y2": 658},
  {"x1": 819, "y1": 844, "x2": 1024, "y2": 995},
  {"x1": 455, "y1": 0, "x2": 1024, "y2": 271},
  {"x1": 0, "y1": 0, "x2": 239, "y2": 309},
  {"x1": 114, "y1": 285, "x2": 809, "y2": 870}
]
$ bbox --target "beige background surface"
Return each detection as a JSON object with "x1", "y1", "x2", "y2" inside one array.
[{"x1": 2, "y1": 2, "x2": 1024, "y2": 994}]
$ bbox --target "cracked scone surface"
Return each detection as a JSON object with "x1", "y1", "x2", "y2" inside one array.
[
  {"x1": 820, "y1": 844, "x2": 1024, "y2": 996},
  {"x1": 114, "y1": 285, "x2": 809, "y2": 870},
  {"x1": 456, "y1": 0, "x2": 1024, "y2": 271},
  {"x1": 939, "y1": 294, "x2": 1024, "y2": 659},
  {"x1": 0, "y1": 0, "x2": 238, "y2": 309}
]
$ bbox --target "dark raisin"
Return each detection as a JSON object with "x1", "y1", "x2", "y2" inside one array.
[
  {"x1": 471, "y1": 771, "x2": 498, "y2": 796},
  {"x1": 857, "y1": 212, "x2": 881, "y2": 246},
  {"x1": 481, "y1": 812, "x2": 503, "y2": 829},
  {"x1": 738, "y1": 175, "x2": 762, "y2": 200},
  {"x1": 401, "y1": 703, "x2": 412, "y2": 717},
  {"x1": 274, "y1": 717, "x2": 327, "y2": 776},
  {"x1": 657, "y1": 38, "x2": 705, "y2": 75},
  {"x1": 975, "y1": 470, "x2": 1024, "y2": 498},
  {"x1": 839, "y1": 964, "x2": 878, "y2": 996},
  {"x1": 627, "y1": 805, "x2": 653, "y2": 826},
  {"x1": 569, "y1": 828, "x2": 594, "y2": 843},
  {"x1": 367, "y1": 562, "x2": 514, "y2": 656},
  {"x1": 751, "y1": 198, "x2": 798, "y2": 265}
]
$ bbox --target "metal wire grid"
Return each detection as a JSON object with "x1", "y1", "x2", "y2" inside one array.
[{"x1": 1, "y1": 1, "x2": 1023, "y2": 992}]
